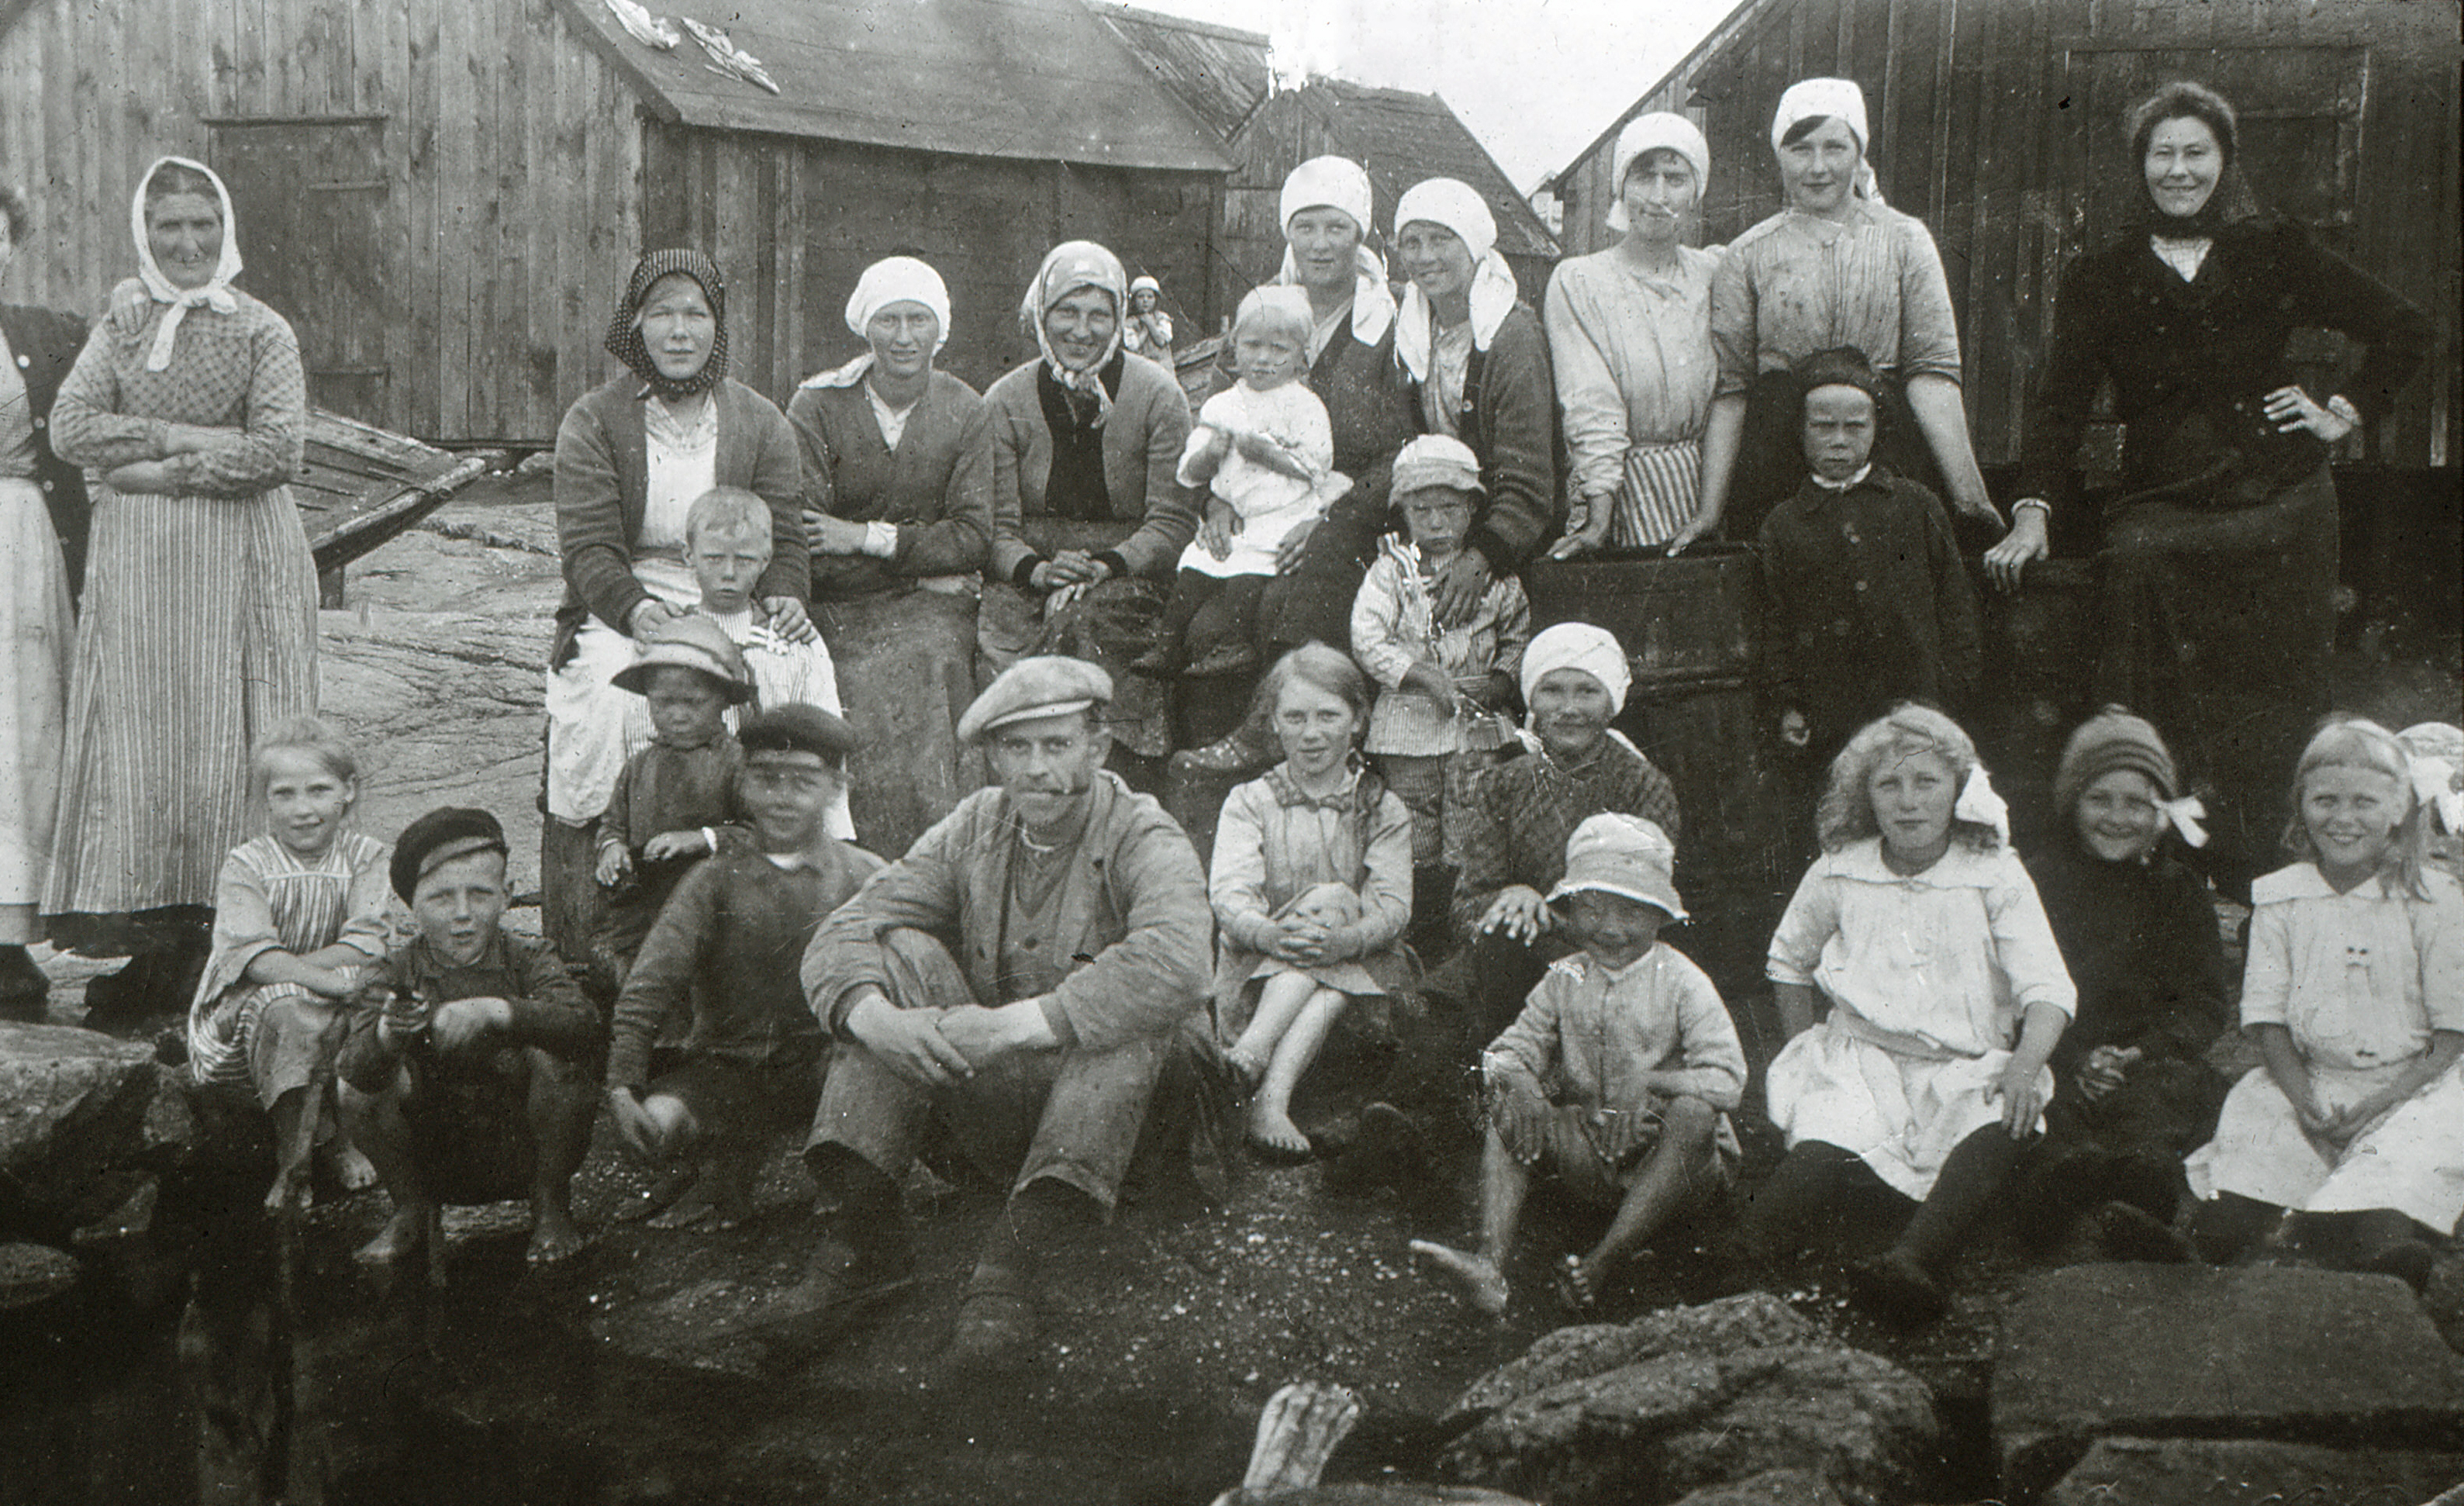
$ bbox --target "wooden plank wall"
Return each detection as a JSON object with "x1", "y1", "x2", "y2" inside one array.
[
  {"x1": 0, "y1": 0, "x2": 642, "y2": 442},
  {"x1": 642, "y1": 123, "x2": 1222, "y2": 405},
  {"x1": 1546, "y1": 0, "x2": 2458, "y2": 468}
]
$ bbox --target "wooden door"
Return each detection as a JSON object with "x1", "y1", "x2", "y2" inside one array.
[{"x1": 207, "y1": 118, "x2": 395, "y2": 427}]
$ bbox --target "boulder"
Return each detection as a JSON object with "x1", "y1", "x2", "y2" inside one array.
[
  {"x1": 1436, "y1": 1297, "x2": 1938, "y2": 1506},
  {"x1": 0, "y1": 1240, "x2": 78, "y2": 1310},
  {"x1": 2045, "y1": 1436, "x2": 2464, "y2": 1504},
  {"x1": 1993, "y1": 1263, "x2": 2464, "y2": 1496},
  {"x1": 0, "y1": 1022, "x2": 163, "y2": 1228},
  {"x1": 1670, "y1": 1469, "x2": 1845, "y2": 1506}
]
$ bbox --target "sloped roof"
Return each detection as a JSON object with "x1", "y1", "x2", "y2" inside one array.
[
  {"x1": 1086, "y1": 2, "x2": 1272, "y2": 143},
  {"x1": 1540, "y1": 0, "x2": 1773, "y2": 192},
  {"x1": 1292, "y1": 78, "x2": 1558, "y2": 260},
  {"x1": 551, "y1": 0, "x2": 1230, "y2": 172}
]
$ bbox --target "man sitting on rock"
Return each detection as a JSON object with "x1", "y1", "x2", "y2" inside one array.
[{"x1": 792, "y1": 656, "x2": 1213, "y2": 1368}]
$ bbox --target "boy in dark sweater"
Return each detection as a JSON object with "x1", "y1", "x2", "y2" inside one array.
[
  {"x1": 591, "y1": 614, "x2": 756, "y2": 994},
  {"x1": 602, "y1": 704, "x2": 882, "y2": 1230},
  {"x1": 338, "y1": 807, "x2": 601, "y2": 1270},
  {"x1": 1757, "y1": 346, "x2": 1979, "y2": 769}
]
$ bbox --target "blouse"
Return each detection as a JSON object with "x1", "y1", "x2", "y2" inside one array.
[
  {"x1": 1351, "y1": 534, "x2": 1531, "y2": 756},
  {"x1": 1487, "y1": 945, "x2": 1748, "y2": 1115},
  {"x1": 640, "y1": 393, "x2": 719, "y2": 553},
  {"x1": 1451, "y1": 738, "x2": 1682, "y2": 938},
  {"x1": 2241, "y1": 864, "x2": 2464, "y2": 1072},
  {"x1": 1710, "y1": 202, "x2": 1963, "y2": 399},
  {"x1": 51, "y1": 285, "x2": 305, "y2": 498},
  {"x1": 0, "y1": 323, "x2": 36, "y2": 478},
  {"x1": 195, "y1": 832, "x2": 395, "y2": 1007},
  {"x1": 1544, "y1": 245, "x2": 1721, "y2": 500},
  {"x1": 789, "y1": 369, "x2": 996, "y2": 600}
]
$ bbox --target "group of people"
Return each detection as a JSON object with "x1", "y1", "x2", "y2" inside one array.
[{"x1": 0, "y1": 67, "x2": 2452, "y2": 1371}]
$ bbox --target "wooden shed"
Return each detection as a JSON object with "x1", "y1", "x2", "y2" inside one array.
[
  {"x1": 1093, "y1": 5, "x2": 1561, "y2": 323},
  {"x1": 0, "y1": 0, "x2": 1230, "y2": 444},
  {"x1": 1541, "y1": 0, "x2": 2461, "y2": 471}
]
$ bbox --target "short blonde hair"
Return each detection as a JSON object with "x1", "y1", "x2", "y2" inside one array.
[
  {"x1": 249, "y1": 716, "x2": 361, "y2": 795},
  {"x1": 683, "y1": 486, "x2": 773, "y2": 553},
  {"x1": 1816, "y1": 703, "x2": 1998, "y2": 855},
  {"x1": 2285, "y1": 715, "x2": 2429, "y2": 896}
]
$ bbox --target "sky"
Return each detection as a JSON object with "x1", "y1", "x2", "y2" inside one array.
[{"x1": 1123, "y1": 0, "x2": 1741, "y2": 189}]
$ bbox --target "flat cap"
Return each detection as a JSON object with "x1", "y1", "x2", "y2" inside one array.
[
  {"x1": 738, "y1": 702, "x2": 858, "y2": 762},
  {"x1": 392, "y1": 806, "x2": 509, "y2": 901},
  {"x1": 611, "y1": 614, "x2": 753, "y2": 703},
  {"x1": 956, "y1": 655, "x2": 1113, "y2": 744}
]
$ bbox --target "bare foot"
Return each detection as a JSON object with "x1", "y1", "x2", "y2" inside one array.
[
  {"x1": 1239, "y1": 1381, "x2": 1361, "y2": 1493},
  {"x1": 526, "y1": 1201, "x2": 588, "y2": 1265},
  {"x1": 1225, "y1": 1048, "x2": 1267, "y2": 1093},
  {"x1": 1409, "y1": 1238, "x2": 1508, "y2": 1317},
  {"x1": 1553, "y1": 1252, "x2": 1600, "y2": 1312},
  {"x1": 325, "y1": 1141, "x2": 380, "y2": 1193},
  {"x1": 1245, "y1": 1102, "x2": 1312, "y2": 1159},
  {"x1": 264, "y1": 1164, "x2": 312, "y2": 1221},
  {"x1": 355, "y1": 1202, "x2": 434, "y2": 1265}
]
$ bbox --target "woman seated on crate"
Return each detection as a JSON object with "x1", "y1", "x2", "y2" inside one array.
[{"x1": 539, "y1": 249, "x2": 812, "y2": 969}]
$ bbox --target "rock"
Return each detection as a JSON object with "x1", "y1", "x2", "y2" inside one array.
[
  {"x1": 70, "y1": 1175, "x2": 158, "y2": 1246},
  {"x1": 1444, "y1": 1291, "x2": 1816, "y2": 1428},
  {"x1": 1993, "y1": 1263, "x2": 2464, "y2": 1496},
  {"x1": 0, "y1": 1241, "x2": 78, "y2": 1310},
  {"x1": 1669, "y1": 1467, "x2": 1845, "y2": 1505},
  {"x1": 0, "y1": 1021, "x2": 163, "y2": 1227},
  {"x1": 1435, "y1": 1297, "x2": 1938, "y2": 1506},
  {"x1": 1216, "y1": 1490, "x2": 1534, "y2": 1504},
  {"x1": 2044, "y1": 1436, "x2": 2464, "y2": 1504}
]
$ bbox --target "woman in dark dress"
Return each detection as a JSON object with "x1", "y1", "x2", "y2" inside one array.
[{"x1": 1989, "y1": 81, "x2": 2431, "y2": 896}]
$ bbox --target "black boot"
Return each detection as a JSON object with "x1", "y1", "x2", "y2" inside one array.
[
  {"x1": 0, "y1": 945, "x2": 47, "y2": 1023},
  {"x1": 1172, "y1": 713, "x2": 1274, "y2": 776},
  {"x1": 947, "y1": 1178, "x2": 1094, "y2": 1370},
  {"x1": 1850, "y1": 1128, "x2": 2022, "y2": 1326}
]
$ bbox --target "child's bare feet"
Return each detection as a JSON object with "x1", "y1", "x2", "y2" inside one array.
[
  {"x1": 1409, "y1": 1238, "x2": 1508, "y2": 1317},
  {"x1": 527, "y1": 1200, "x2": 588, "y2": 1265},
  {"x1": 264, "y1": 1164, "x2": 312, "y2": 1221},
  {"x1": 1224, "y1": 1047, "x2": 1266, "y2": 1094},
  {"x1": 1245, "y1": 1101, "x2": 1313, "y2": 1161},
  {"x1": 324, "y1": 1140, "x2": 380, "y2": 1193},
  {"x1": 1551, "y1": 1252, "x2": 1600, "y2": 1312},
  {"x1": 355, "y1": 1202, "x2": 434, "y2": 1265}
]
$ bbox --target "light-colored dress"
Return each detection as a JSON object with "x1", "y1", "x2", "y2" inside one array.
[
  {"x1": 2186, "y1": 865, "x2": 2464, "y2": 1232},
  {"x1": 47, "y1": 286, "x2": 314, "y2": 914},
  {"x1": 1208, "y1": 763, "x2": 1413, "y2": 1035},
  {"x1": 1175, "y1": 379, "x2": 1338, "y2": 579},
  {"x1": 1544, "y1": 244, "x2": 1720, "y2": 547},
  {"x1": 1350, "y1": 534, "x2": 1531, "y2": 758},
  {"x1": 1764, "y1": 838, "x2": 2076, "y2": 1200},
  {"x1": 0, "y1": 323, "x2": 73, "y2": 943},
  {"x1": 188, "y1": 832, "x2": 394, "y2": 1104}
]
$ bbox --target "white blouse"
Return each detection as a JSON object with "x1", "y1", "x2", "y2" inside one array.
[{"x1": 640, "y1": 392, "x2": 719, "y2": 553}]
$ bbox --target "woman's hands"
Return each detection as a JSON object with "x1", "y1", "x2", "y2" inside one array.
[
  {"x1": 640, "y1": 829, "x2": 710, "y2": 863},
  {"x1": 804, "y1": 508, "x2": 871, "y2": 555},
  {"x1": 2072, "y1": 1045, "x2": 2140, "y2": 1102},
  {"x1": 1476, "y1": 885, "x2": 1551, "y2": 945},
  {"x1": 595, "y1": 842, "x2": 633, "y2": 888},
  {"x1": 1199, "y1": 499, "x2": 1241, "y2": 561},
  {"x1": 626, "y1": 597, "x2": 680, "y2": 637},
  {"x1": 1030, "y1": 549, "x2": 1112, "y2": 594},
  {"x1": 1274, "y1": 517, "x2": 1319, "y2": 573},
  {"x1": 103, "y1": 461, "x2": 182, "y2": 495},
  {"x1": 2264, "y1": 385, "x2": 2356, "y2": 443},
  {"x1": 1547, "y1": 492, "x2": 1614, "y2": 560},
  {"x1": 1983, "y1": 506, "x2": 2050, "y2": 592},
  {"x1": 759, "y1": 596, "x2": 816, "y2": 643},
  {"x1": 1986, "y1": 1055, "x2": 2048, "y2": 1136},
  {"x1": 1427, "y1": 547, "x2": 1493, "y2": 627}
]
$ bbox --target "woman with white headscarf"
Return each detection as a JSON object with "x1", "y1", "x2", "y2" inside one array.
[
  {"x1": 1392, "y1": 178, "x2": 1560, "y2": 627},
  {"x1": 790, "y1": 255, "x2": 994, "y2": 855},
  {"x1": 1682, "y1": 78, "x2": 1998, "y2": 550},
  {"x1": 1544, "y1": 114, "x2": 1723, "y2": 555},
  {"x1": 979, "y1": 240, "x2": 1196, "y2": 768},
  {"x1": 47, "y1": 157, "x2": 315, "y2": 1018}
]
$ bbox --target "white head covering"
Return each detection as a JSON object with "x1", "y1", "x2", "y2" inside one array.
[
  {"x1": 1129, "y1": 275, "x2": 1161, "y2": 299},
  {"x1": 1273, "y1": 156, "x2": 1396, "y2": 347},
  {"x1": 1392, "y1": 178, "x2": 1520, "y2": 383},
  {"x1": 803, "y1": 255, "x2": 951, "y2": 390},
  {"x1": 1020, "y1": 240, "x2": 1127, "y2": 426},
  {"x1": 130, "y1": 156, "x2": 243, "y2": 373},
  {"x1": 1606, "y1": 113, "x2": 1710, "y2": 234},
  {"x1": 1769, "y1": 78, "x2": 1887, "y2": 206},
  {"x1": 1520, "y1": 622, "x2": 1631, "y2": 717}
]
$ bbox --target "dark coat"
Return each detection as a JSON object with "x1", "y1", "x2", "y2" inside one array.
[
  {"x1": 1413, "y1": 302, "x2": 1560, "y2": 572},
  {"x1": 1, "y1": 302, "x2": 94, "y2": 595}
]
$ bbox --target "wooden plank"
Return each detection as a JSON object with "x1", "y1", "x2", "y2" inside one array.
[
  {"x1": 405, "y1": 0, "x2": 440, "y2": 437},
  {"x1": 437, "y1": 0, "x2": 473, "y2": 437},
  {"x1": 522, "y1": 0, "x2": 558, "y2": 434}
]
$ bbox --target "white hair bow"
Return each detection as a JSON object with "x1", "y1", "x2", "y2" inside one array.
[
  {"x1": 2411, "y1": 757, "x2": 2464, "y2": 835},
  {"x1": 1954, "y1": 765, "x2": 2009, "y2": 845},
  {"x1": 2155, "y1": 794, "x2": 2210, "y2": 848}
]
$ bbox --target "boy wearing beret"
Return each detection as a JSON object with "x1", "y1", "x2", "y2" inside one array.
[
  {"x1": 603, "y1": 705, "x2": 883, "y2": 1231},
  {"x1": 337, "y1": 807, "x2": 601, "y2": 1269}
]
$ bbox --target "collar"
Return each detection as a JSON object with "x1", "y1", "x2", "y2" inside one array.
[
  {"x1": 1831, "y1": 836, "x2": 2003, "y2": 889},
  {"x1": 416, "y1": 927, "x2": 510, "y2": 974},
  {"x1": 1809, "y1": 462, "x2": 1875, "y2": 492},
  {"x1": 2252, "y1": 862, "x2": 2399, "y2": 907},
  {"x1": 1265, "y1": 758, "x2": 1365, "y2": 810}
]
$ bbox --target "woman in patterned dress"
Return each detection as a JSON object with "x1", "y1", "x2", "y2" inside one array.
[{"x1": 48, "y1": 157, "x2": 316, "y2": 1022}]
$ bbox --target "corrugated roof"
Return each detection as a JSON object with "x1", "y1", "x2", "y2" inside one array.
[
  {"x1": 552, "y1": 0, "x2": 1230, "y2": 173},
  {"x1": 1086, "y1": 2, "x2": 1273, "y2": 143},
  {"x1": 1296, "y1": 78, "x2": 1559, "y2": 259}
]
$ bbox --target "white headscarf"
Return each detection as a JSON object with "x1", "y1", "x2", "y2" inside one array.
[
  {"x1": 1019, "y1": 240, "x2": 1127, "y2": 427},
  {"x1": 1769, "y1": 77, "x2": 1887, "y2": 206},
  {"x1": 803, "y1": 254, "x2": 951, "y2": 390},
  {"x1": 1606, "y1": 113, "x2": 1710, "y2": 234},
  {"x1": 130, "y1": 156, "x2": 243, "y2": 373},
  {"x1": 1392, "y1": 178, "x2": 1520, "y2": 383},
  {"x1": 1520, "y1": 621, "x2": 1631, "y2": 717},
  {"x1": 1273, "y1": 155, "x2": 1396, "y2": 347}
]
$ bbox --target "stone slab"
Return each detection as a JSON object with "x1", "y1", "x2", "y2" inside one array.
[
  {"x1": 0, "y1": 1022, "x2": 161, "y2": 1220},
  {"x1": 1993, "y1": 1263, "x2": 2464, "y2": 1495},
  {"x1": 0, "y1": 1242, "x2": 78, "y2": 1310},
  {"x1": 2045, "y1": 1436, "x2": 2464, "y2": 1505}
]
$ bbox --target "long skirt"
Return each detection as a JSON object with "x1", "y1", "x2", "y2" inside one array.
[
  {"x1": 45, "y1": 486, "x2": 316, "y2": 914},
  {"x1": 0, "y1": 477, "x2": 72, "y2": 945},
  {"x1": 1765, "y1": 1014, "x2": 2050, "y2": 1200},
  {"x1": 2186, "y1": 1056, "x2": 2464, "y2": 1235},
  {"x1": 978, "y1": 577, "x2": 1175, "y2": 759},
  {"x1": 542, "y1": 561, "x2": 696, "y2": 824},
  {"x1": 819, "y1": 585, "x2": 982, "y2": 860},
  {"x1": 2095, "y1": 464, "x2": 2337, "y2": 893}
]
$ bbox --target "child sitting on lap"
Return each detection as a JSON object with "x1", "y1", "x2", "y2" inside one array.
[
  {"x1": 337, "y1": 807, "x2": 599, "y2": 1269},
  {"x1": 1413, "y1": 814, "x2": 1744, "y2": 1316},
  {"x1": 1135, "y1": 285, "x2": 1348, "y2": 679},
  {"x1": 602, "y1": 704, "x2": 882, "y2": 1229},
  {"x1": 188, "y1": 717, "x2": 395, "y2": 1218},
  {"x1": 591, "y1": 615, "x2": 755, "y2": 993},
  {"x1": 1211, "y1": 644, "x2": 1413, "y2": 1159},
  {"x1": 2184, "y1": 717, "x2": 2464, "y2": 1290}
]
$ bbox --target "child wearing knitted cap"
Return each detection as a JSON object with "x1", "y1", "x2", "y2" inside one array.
[
  {"x1": 2008, "y1": 708, "x2": 2229, "y2": 1258},
  {"x1": 336, "y1": 807, "x2": 600, "y2": 1270},
  {"x1": 1412, "y1": 813, "x2": 1744, "y2": 1316},
  {"x1": 1757, "y1": 346, "x2": 1978, "y2": 769},
  {"x1": 1134, "y1": 284, "x2": 1349, "y2": 679}
]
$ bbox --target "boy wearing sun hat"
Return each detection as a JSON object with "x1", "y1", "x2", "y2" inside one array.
[{"x1": 1412, "y1": 812, "x2": 1744, "y2": 1317}]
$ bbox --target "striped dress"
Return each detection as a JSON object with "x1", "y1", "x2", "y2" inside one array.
[
  {"x1": 46, "y1": 285, "x2": 315, "y2": 914},
  {"x1": 188, "y1": 831, "x2": 394, "y2": 1096}
]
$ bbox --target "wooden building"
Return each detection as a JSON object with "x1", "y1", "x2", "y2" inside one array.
[
  {"x1": 1094, "y1": 4, "x2": 1561, "y2": 323},
  {"x1": 1541, "y1": 0, "x2": 2460, "y2": 470},
  {"x1": 0, "y1": 0, "x2": 1229, "y2": 444}
]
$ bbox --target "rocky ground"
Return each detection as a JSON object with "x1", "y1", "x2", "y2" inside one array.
[{"x1": 6, "y1": 474, "x2": 2462, "y2": 1504}]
